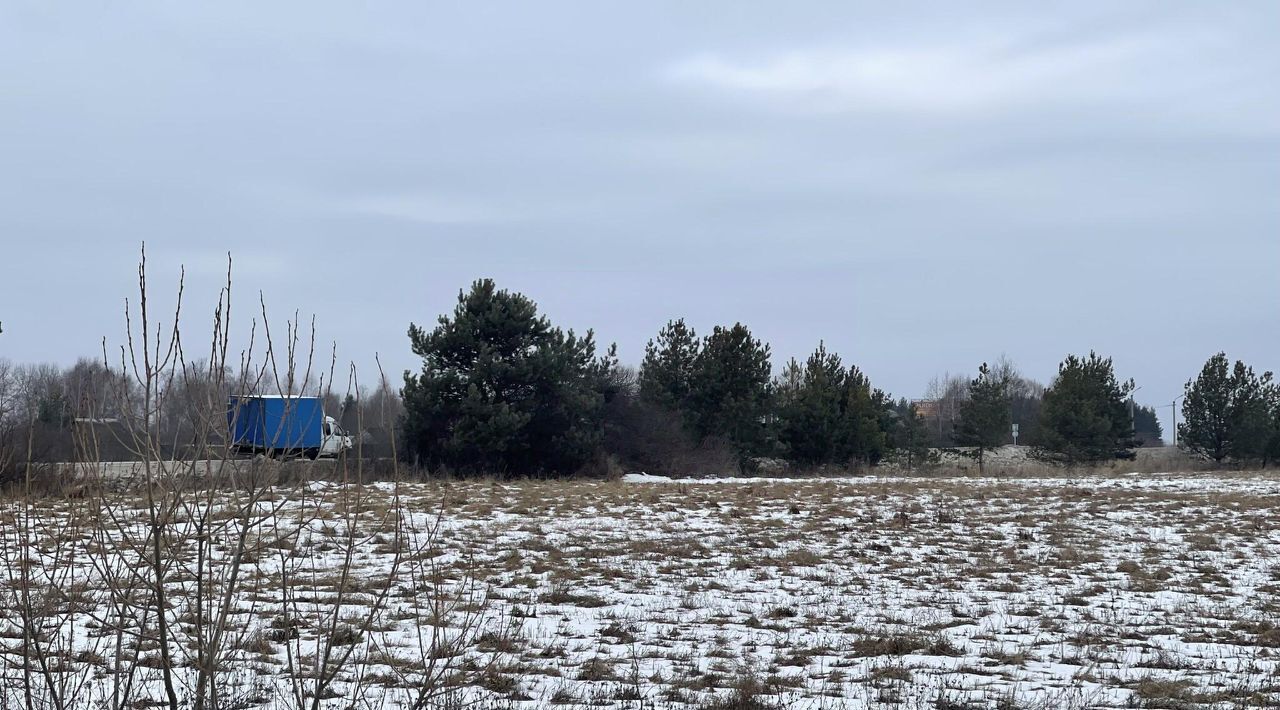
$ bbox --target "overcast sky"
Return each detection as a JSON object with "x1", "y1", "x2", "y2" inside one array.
[{"x1": 2, "y1": 1, "x2": 1277, "y2": 435}]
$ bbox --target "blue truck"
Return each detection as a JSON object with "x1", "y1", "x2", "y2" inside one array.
[{"x1": 227, "y1": 395, "x2": 352, "y2": 459}]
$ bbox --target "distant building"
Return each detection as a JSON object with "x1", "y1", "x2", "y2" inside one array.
[{"x1": 911, "y1": 399, "x2": 941, "y2": 419}]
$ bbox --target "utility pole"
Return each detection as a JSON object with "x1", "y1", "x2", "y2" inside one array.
[{"x1": 1168, "y1": 394, "x2": 1185, "y2": 448}]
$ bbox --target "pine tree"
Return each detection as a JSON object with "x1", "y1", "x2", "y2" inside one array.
[
  {"x1": 773, "y1": 357, "x2": 803, "y2": 411},
  {"x1": 36, "y1": 390, "x2": 72, "y2": 429},
  {"x1": 1132, "y1": 404, "x2": 1163, "y2": 447},
  {"x1": 953, "y1": 363, "x2": 1011, "y2": 473},
  {"x1": 841, "y1": 367, "x2": 889, "y2": 465},
  {"x1": 774, "y1": 343, "x2": 890, "y2": 468},
  {"x1": 686, "y1": 323, "x2": 772, "y2": 459},
  {"x1": 401, "y1": 279, "x2": 613, "y2": 476},
  {"x1": 1039, "y1": 352, "x2": 1136, "y2": 463},
  {"x1": 1227, "y1": 361, "x2": 1273, "y2": 463},
  {"x1": 1181, "y1": 353, "x2": 1275, "y2": 463},
  {"x1": 339, "y1": 393, "x2": 359, "y2": 433},
  {"x1": 638, "y1": 319, "x2": 699, "y2": 412},
  {"x1": 1267, "y1": 388, "x2": 1280, "y2": 467},
  {"x1": 889, "y1": 399, "x2": 932, "y2": 471},
  {"x1": 1180, "y1": 353, "x2": 1232, "y2": 461},
  {"x1": 777, "y1": 343, "x2": 847, "y2": 466}
]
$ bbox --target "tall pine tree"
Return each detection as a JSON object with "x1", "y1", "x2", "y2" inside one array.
[
  {"x1": 1180, "y1": 353, "x2": 1232, "y2": 461},
  {"x1": 1132, "y1": 404, "x2": 1164, "y2": 447},
  {"x1": 638, "y1": 319, "x2": 699, "y2": 412},
  {"x1": 777, "y1": 343, "x2": 846, "y2": 466},
  {"x1": 889, "y1": 399, "x2": 932, "y2": 471},
  {"x1": 1180, "y1": 353, "x2": 1275, "y2": 463},
  {"x1": 843, "y1": 367, "x2": 890, "y2": 465},
  {"x1": 953, "y1": 362, "x2": 1011, "y2": 473},
  {"x1": 1039, "y1": 352, "x2": 1136, "y2": 463},
  {"x1": 1225, "y1": 361, "x2": 1274, "y2": 463},
  {"x1": 776, "y1": 343, "x2": 889, "y2": 467},
  {"x1": 686, "y1": 324, "x2": 772, "y2": 459},
  {"x1": 401, "y1": 279, "x2": 613, "y2": 476},
  {"x1": 1267, "y1": 389, "x2": 1280, "y2": 467}
]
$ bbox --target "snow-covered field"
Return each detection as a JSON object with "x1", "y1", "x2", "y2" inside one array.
[{"x1": 2, "y1": 471, "x2": 1278, "y2": 709}]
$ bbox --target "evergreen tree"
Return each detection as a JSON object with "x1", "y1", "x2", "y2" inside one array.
[
  {"x1": 773, "y1": 357, "x2": 804, "y2": 411},
  {"x1": 1267, "y1": 388, "x2": 1280, "y2": 467},
  {"x1": 953, "y1": 362, "x2": 1011, "y2": 472},
  {"x1": 1039, "y1": 352, "x2": 1136, "y2": 463},
  {"x1": 686, "y1": 323, "x2": 772, "y2": 459},
  {"x1": 1180, "y1": 353, "x2": 1232, "y2": 461},
  {"x1": 842, "y1": 367, "x2": 890, "y2": 465},
  {"x1": 1226, "y1": 361, "x2": 1274, "y2": 463},
  {"x1": 774, "y1": 343, "x2": 890, "y2": 467},
  {"x1": 638, "y1": 319, "x2": 699, "y2": 412},
  {"x1": 1132, "y1": 404, "x2": 1163, "y2": 447},
  {"x1": 889, "y1": 398, "x2": 932, "y2": 471},
  {"x1": 339, "y1": 393, "x2": 359, "y2": 433},
  {"x1": 401, "y1": 279, "x2": 613, "y2": 476},
  {"x1": 36, "y1": 390, "x2": 71, "y2": 429},
  {"x1": 777, "y1": 343, "x2": 847, "y2": 466},
  {"x1": 1181, "y1": 354, "x2": 1276, "y2": 463}
]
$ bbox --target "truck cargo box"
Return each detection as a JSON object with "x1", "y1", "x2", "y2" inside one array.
[{"x1": 228, "y1": 395, "x2": 325, "y2": 452}]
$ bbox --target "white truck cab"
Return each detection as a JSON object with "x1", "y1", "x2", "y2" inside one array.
[{"x1": 320, "y1": 416, "x2": 354, "y2": 457}]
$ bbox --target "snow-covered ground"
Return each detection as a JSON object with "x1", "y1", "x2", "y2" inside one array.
[{"x1": 2, "y1": 472, "x2": 1278, "y2": 709}]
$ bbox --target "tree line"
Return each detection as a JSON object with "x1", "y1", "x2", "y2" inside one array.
[
  {"x1": 397, "y1": 280, "x2": 1280, "y2": 476},
  {"x1": 3, "y1": 278, "x2": 1276, "y2": 476}
]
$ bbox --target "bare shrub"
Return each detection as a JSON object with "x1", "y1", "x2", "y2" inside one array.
[{"x1": 0, "y1": 248, "x2": 509, "y2": 710}]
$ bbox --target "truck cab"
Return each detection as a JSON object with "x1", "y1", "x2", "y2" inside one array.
[{"x1": 320, "y1": 416, "x2": 354, "y2": 458}]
